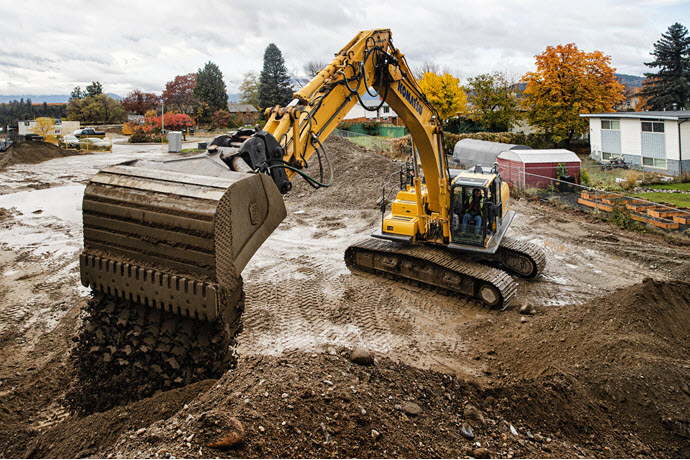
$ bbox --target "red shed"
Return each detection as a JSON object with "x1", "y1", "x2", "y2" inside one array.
[{"x1": 497, "y1": 149, "x2": 581, "y2": 188}]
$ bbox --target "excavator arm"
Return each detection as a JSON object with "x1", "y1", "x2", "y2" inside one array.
[
  {"x1": 222, "y1": 29, "x2": 449, "y2": 239},
  {"x1": 79, "y1": 29, "x2": 450, "y2": 326}
]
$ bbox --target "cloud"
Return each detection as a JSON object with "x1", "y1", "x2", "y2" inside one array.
[{"x1": 0, "y1": 0, "x2": 685, "y2": 95}]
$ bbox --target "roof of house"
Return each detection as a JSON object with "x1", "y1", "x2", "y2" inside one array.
[
  {"x1": 498, "y1": 149, "x2": 581, "y2": 164},
  {"x1": 227, "y1": 103, "x2": 258, "y2": 113},
  {"x1": 580, "y1": 110, "x2": 690, "y2": 121},
  {"x1": 452, "y1": 139, "x2": 532, "y2": 167}
]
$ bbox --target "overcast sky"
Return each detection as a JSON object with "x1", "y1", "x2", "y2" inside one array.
[{"x1": 1, "y1": 0, "x2": 688, "y2": 96}]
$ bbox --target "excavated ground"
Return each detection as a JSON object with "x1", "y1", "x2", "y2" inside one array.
[{"x1": 0, "y1": 138, "x2": 689, "y2": 458}]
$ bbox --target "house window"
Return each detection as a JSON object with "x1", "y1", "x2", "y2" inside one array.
[
  {"x1": 641, "y1": 121, "x2": 664, "y2": 133},
  {"x1": 601, "y1": 120, "x2": 620, "y2": 130},
  {"x1": 626, "y1": 101, "x2": 631, "y2": 107},
  {"x1": 642, "y1": 157, "x2": 667, "y2": 169},
  {"x1": 383, "y1": 106, "x2": 390, "y2": 113}
]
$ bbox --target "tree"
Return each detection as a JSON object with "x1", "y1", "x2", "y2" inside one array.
[
  {"x1": 521, "y1": 44, "x2": 624, "y2": 145},
  {"x1": 640, "y1": 23, "x2": 690, "y2": 110},
  {"x1": 34, "y1": 117, "x2": 56, "y2": 142},
  {"x1": 86, "y1": 81, "x2": 103, "y2": 97},
  {"x1": 239, "y1": 71, "x2": 260, "y2": 109},
  {"x1": 71, "y1": 86, "x2": 84, "y2": 100},
  {"x1": 417, "y1": 72, "x2": 468, "y2": 121},
  {"x1": 465, "y1": 71, "x2": 521, "y2": 132},
  {"x1": 122, "y1": 90, "x2": 161, "y2": 115},
  {"x1": 67, "y1": 94, "x2": 127, "y2": 123},
  {"x1": 303, "y1": 59, "x2": 328, "y2": 78},
  {"x1": 258, "y1": 43, "x2": 294, "y2": 109},
  {"x1": 194, "y1": 61, "x2": 228, "y2": 113},
  {"x1": 162, "y1": 73, "x2": 197, "y2": 114}
]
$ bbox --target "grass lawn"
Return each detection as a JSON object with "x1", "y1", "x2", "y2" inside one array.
[
  {"x1": 579, "y1": 156, "x2": 631, "y2": 183},
  {"x1": 632, "y1": 191, "x2": 690, "y2": 208},
  {"x1": 647, "y1": 182, "x2": 690, "y2": 191}
]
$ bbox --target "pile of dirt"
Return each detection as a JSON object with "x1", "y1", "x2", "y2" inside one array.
[
  {"x1": 0, "y1": 141, "x2": 80, "y2": 170},
  {"x1": 34, "y1": 352, "x2": 577, "y2": 459},
  {"x1": 65, "y1": 294, "x2": 239, "y2": 415},
  {"x1": 285, "y1": 136, "x2": 401, "y2": 211},
  {"x1": 26, "y1": 380, "x2": 215, "y2": 458},
  {"x1": 463, "y1": 278, "x2": 690, "y2": 457}
]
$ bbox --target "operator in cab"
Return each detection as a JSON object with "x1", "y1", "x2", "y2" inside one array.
[{"x1": 461, "y1": 188, "x2": 484, "y2": 236}]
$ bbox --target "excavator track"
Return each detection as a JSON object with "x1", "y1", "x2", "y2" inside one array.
[
  {"x1": 345, "y1": 238, "x2": 518, "y2": 309},
  {"x1": 493, "y1": 236, "x2": 547, "y2": 279}
]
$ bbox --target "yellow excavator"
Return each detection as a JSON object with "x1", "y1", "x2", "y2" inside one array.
[{"x1": 79, "y1": 29, "x2": 545, "y2": 337}]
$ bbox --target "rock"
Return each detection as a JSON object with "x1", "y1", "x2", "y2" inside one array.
[
  {"x1": 461, "y1": 422, "x2": 474, "y2": 439},
  {"x1": 520, "y1": 316, "x2": 527, "y2": 323},
  {"x1": 533, "y1": 433, "x2": 544, "y2": 443},
  {"x1": 473, "y1": 447, "x2": 491, "y2": 458},
  {"x1": 206, "y1": 417, "x2": 245, "y2": 451},
  {"x1": 350, "y1": 347, "x2": 374, "y2": 366},
  {"x1": 463, "y1": 404, "x2": 486, "y2": 426},
  {"x1": 371, "y1": 429, "x2": 380, "y2": 439},
  {"x1": 510, "y1": 424, "x2": 518, "y2": 436},
  {"x1": 400, "y1": 401, "x2": 422, "y2": 416}
]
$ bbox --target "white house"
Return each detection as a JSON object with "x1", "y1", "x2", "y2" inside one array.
[
  {"x1": 344, "y1": 100, "x2": 400, "y2": 125},
  {"x1": 580, "y1": 111, "x2": 690, "y2": 175},
  {"x1": 18, "y1": 119, "x2": 80, "y2": 137}
]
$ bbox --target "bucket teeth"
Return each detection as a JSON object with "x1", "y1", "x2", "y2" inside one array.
[{"x1": 79, "y1": 154, "x2": 286, "y2": 321}]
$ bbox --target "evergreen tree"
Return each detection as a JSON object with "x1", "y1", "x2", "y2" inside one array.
[
  {"x1": 194, "y1": 62, "x2": 228, "y2": 112},
  {"x1": 258, "y1": 43, "x2": 294, "y2": 109},
  {"x1": 86, "y1": 81, "x2": 103, "y2": 97},
  {"x1": 640, "y1": 23, "x2": 690, "y2": 110},
  {"x1": 70, "y1": 86, "x2": 84, "y2": 100}
]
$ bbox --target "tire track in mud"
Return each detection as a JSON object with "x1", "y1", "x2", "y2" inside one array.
[{"x1": 239, "y1": 246, "x2": 490, "y2": 373}]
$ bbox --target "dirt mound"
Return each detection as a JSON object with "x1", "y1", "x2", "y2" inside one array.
[
  {"x1": 66, "y1": 294, "x2": 239, "y2": 415},
  {"x1": 286, "y1": 136, "x2": 400, "y2": 211},
  {"x1": 26, "y1": 379, "x2": 214, "y2": 458},
  {"x1": 38, "y1": 352, "x2": 580, "y2": 459},
  {"x1": 0, "y1": 141, "x2": 80, "y2": 170},
  {"x1": 464, "y1": 278, "x2": 690, "y2": 457}
]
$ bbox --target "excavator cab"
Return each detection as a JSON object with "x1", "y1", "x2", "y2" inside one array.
[{"x1": 449, "y1": 171, "x2": 505, "y2": 249}]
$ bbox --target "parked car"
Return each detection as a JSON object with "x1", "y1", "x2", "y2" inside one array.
[
  {"x1": 79, "y1": 137, "x2": 111, "y2": 151},
  {"x1": 58, "y1": 134, "x2": 80, "y2": 149},
  {"x1": 72, "y1": 127, "x2": 106, "y2": 138}
]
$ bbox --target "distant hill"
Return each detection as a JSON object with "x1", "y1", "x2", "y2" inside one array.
[
  {"x1": 0, "y1": 93, "x2": 123, "y2": 104},
  {"x1": 615, "y1": 73, "x2": 645, "y2": 88}
]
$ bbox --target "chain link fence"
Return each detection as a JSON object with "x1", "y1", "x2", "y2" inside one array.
[
  {"x1": 450, "y1": 155, "x2": 690, "y2": 233},
  {"x1": 333, "y1": 128, "x2": 393, "y2": 152}
]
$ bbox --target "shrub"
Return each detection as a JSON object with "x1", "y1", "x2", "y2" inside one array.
[
  {"x1": 608, "y1": 206, "x2": 644, "y2": 231},
  {"x1": 580, "y1": 169, "x2": 591, "y2": 186},
  {"x1": 622, "y1": 171, "x2": 640, "y2": 191},
  {"x1": 677, "y1": 172, "x2": 690, "y2": 183},
  {"x1": 361, "y1": 120, "x2": 379, "y2": 135}
]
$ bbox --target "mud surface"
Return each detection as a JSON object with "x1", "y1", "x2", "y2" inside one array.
[{"x1": 0, "y1": 138, "x2": 689, "y2": 458}]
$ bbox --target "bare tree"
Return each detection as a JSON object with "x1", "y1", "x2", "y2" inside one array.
[
  {"x1": 303, "y1": 59, "x2": 328, "y2": 78},
  {"x1": 412, "y1": 60, "x2": 458, "y2": 80}
]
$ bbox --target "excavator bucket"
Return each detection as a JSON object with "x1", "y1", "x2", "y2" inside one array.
[{"x1": 79, "y1": 152, "x2": 286, "y2": 322}]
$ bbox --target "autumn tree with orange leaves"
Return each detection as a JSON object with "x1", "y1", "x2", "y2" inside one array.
[{"x1": 521, "y1": 44, "x2": 624, "y2": 145}]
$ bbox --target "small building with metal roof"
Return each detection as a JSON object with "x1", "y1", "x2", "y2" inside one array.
[
  {"x1": 452, "y1": 139, "x2": 531, "y2": 168},
  {"x1": 497, "y1": 149, "x2": 581, "y2": 188},
  {"x1": 580, "y1": 110, "x2": 690, "y2": 175}
]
